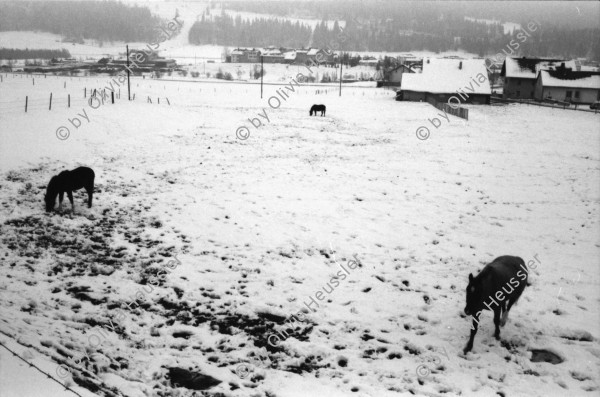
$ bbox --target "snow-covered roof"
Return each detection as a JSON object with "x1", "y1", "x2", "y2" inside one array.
[
  {"x1": 503, "y1": 57, "x2": 563, "y2": 79},
  {"x1": 401, "y1": 58, "x2": 491, "y2": 95},
  {"x1": 503, "y1": 57, "x2": 598, "y2": 79},
  {"x1": 262, "y1": 49, "x2": 282, "y2": 56},
  {"x1": 539, "y1": 70, "x2": 600, "y2": 89},
  {"x1": 283, "y1": 51, "x2": 296, "y2": 60},
  {"x1": 307, "y1": 48, "x2": 321, "y2": 56}
]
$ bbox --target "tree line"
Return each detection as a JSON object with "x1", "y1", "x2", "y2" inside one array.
[
  {"x1": 0, "y1": 48, "x2": 71, "y2": 60},
  {"x1": 189, "y1": 14, "x2": 312, "y2": 48},
  {"x1": 0, "y1": 1, "x2": 161, "y2": 43}
]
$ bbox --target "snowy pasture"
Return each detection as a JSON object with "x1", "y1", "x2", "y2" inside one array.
[{"x1": 0, "y1": 74, "x2": 599, "y2": 397}]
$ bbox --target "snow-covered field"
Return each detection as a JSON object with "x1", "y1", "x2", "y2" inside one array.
[{"x1": 0, "y1": 73, "x2": 599, "y2": 397}]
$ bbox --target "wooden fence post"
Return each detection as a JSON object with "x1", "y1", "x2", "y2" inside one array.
[
  {"x1": 25, "y1": 96, "x2": 28, "y2": 113},
  {"x1": 68, "y1": 94, "x2": 70, "y2": 108},
  {"x1": 111, "y1": 92, "x2": 114, "y2": 104},
  {"x1": 84, "y1": 87, "x2": 86, "y2": 98}
]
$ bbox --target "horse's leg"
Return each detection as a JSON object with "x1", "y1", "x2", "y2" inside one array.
[
  {"x1": 58, "y1": 192, "x2": 64, "y2": 210},
  {"x1": 493, "y1": 307, "x2": 501, "y2": 340},
  {"x1": 464, "y1": 312, "x2": 480, "y2": 354},
  {"x1": 86, "y1": 186, "x2": 93, "y2": 208},
  {"x1": 67, "y1": 191, "x2": 74, "y2": 211},
  {"x1": 502, "y1": 296, "x2": 517, "y2": 327}
]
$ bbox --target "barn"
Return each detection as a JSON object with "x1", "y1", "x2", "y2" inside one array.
[
  {"x1": 400, "y1": 58, "x2": 491, "y2": 104},
  {"x1": 385, "y1": 64, "x2": 415, "y2": 87}
]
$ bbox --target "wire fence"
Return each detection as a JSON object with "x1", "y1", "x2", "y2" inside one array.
[
  {"x1": 0, "y1": 340, "x2": 85, "y2": 397},
  {"x1": 427, "y1": 96, "x2": 469, "y2": 120},
  {"x1": 0, "y1": 71, "x2": 394, "y2": 117},
  {"x1": 491, "y1": 96, "x2": 600, "y2": 113}
]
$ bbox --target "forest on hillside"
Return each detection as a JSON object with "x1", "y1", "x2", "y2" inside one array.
[
  {"x1": 0, "y1": 48, "x2": 71, "y2": 60},
  {"x1": 189, "y1": 14, "x2": 312, "y2": 48},
  {"x1": 0, "y1": 1, "x2": 162, "y2": 43},
  {"x1": 216, "y1": 1, "x2": 599, "y2": 60}
]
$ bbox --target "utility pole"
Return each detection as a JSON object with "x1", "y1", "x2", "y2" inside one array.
[
  {"x1": 126, "y1": 45, "x2": 131, "y2": 100},
  {"x1": 339, "y1": 54, "x2": 342, "y2": 97},
  {"x1": 260, "y1": 55, "x2": 264, "y2": 99}
]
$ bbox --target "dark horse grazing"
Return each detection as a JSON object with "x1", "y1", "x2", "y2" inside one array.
[
  {"x1": 310, "y1": 104, "x2": 326, "y2": 116},
  {"x1": 45, "y1": 167, "x2": 95, "y2": 212},
  {"x1": 463, "y1": 255, "x2": 528, "y2": 354}
]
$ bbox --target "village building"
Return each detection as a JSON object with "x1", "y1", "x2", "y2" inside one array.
[
  {"x1": 294, "y1": 50, "x2": 309, "y2": 65},
  {"x1": 502, "y1": 57, "x2": 565, "y2": 99},
  {"x1": 384, "y1": 64, "x2": 416, "y2": 87},
  {"x1": 501, "y1": 57, "x2": 598, "y2": 100},
  {"x1": 262, "y1": 48, "x2": 284, "y2": 63},
  {"x1": 283, "y1": 51, "x2": 297, "y2": 64},
  {"x1": 400, "y1": 58, "x2": 491, "y2": 104},
  {"x1": 230, "y1": 48, "x2": 261, "y2": 63},
  {"x1": 154, "y1": 59, "x2": 177, "y2": 70},
  {"x1": 358, "y1": 57, "x2": 378, "y2": 66},
  {"x1": 534, "y1": 68, "x2": 600, "y2": 104},
  {"x1": 307, "y1": 48, "x2": 334, "y2": 65}
]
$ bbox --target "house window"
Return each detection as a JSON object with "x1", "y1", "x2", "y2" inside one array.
[
  {"x1": 517, "y1": 80, "x2": 521, "y2": 86},
  {"x1": 566, "y1": 90, "x2": 572, "y2": 98},
  {"x1": 516, "y1": 90, "x2": 520, "y2": 97},
  {"x1": 574, "y1": 91, "x2": 580, "y2": 99}
]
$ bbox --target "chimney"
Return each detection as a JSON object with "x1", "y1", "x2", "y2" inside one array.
[
  {"x1": 459, "y1": 61, "x2": 462, "y2": 70},
  {"x1": 427, "y1": 58, "x2": 430, "y2": 64}
]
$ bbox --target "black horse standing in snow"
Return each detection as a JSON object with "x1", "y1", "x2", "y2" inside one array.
[
  {"x1": 463, "y1": 255, "x2": 528, "y2": 354},
  {"x1": 45, "y1": 167, "x2": 95, "y2": 212},
  {"x1": 310, "y1": 104, "x2": 326, "y2": 116}
]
